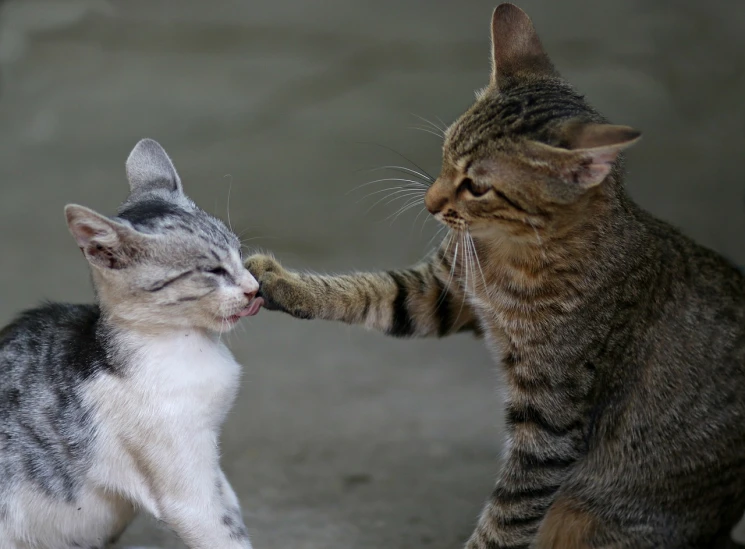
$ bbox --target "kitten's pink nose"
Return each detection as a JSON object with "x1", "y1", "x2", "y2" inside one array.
[{"x1": 241, "y1": 273, "x2": 259, "y2": 300}]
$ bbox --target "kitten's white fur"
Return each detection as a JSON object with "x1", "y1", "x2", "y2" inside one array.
[
  {"x1": 0, "y1": 139, "x2": 258, "y2": 549},
  {"x1": 0, "y1": 328, "x2": 252, "y2": 549}
]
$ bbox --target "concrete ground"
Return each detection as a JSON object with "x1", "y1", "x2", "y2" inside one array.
[{"x1": 1, "y1": 0, "x2": 744, "y2": 547}]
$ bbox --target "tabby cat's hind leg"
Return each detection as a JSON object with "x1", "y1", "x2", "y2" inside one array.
[
  {"x1": 533, "y1": 497, "x2": 663, "y2": 549},
  {"x1": 532, "y1": 497, "x2": 600, "y2": 549},
  {"x1": 533, "y1": 496, "x2": 711, "y2": 549}
]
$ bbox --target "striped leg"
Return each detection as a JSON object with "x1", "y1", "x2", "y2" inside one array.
[
  {"x1": 465, "y1": 368, "x2": 588, "y2": 548},
  {"x1": 245, "y1": 252, "x2": 479, "y2": 338},
  {"x1": 467, "y1": 453, "x2": 574, "y2": 549}
]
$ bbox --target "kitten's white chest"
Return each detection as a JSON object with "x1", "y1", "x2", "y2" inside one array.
[
  {"x1": 131, "y1": 331, "x2": 242, "y2": 426},
  {"x1": 85, "y1": 329, "x2": 243, "y2": 517},
  {"x1": 2, "y1": 331, "x2": 245, "y2": 549}
]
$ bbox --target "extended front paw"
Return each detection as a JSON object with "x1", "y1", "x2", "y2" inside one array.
[
  {"x1": 244, "y1": 254, "x2": 287, "y2": 280},
  {"x1": 244, "y1": 255, "x2": 315, "y2": 319}
]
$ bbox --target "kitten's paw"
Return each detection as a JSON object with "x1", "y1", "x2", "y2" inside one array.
[{"x1": 245, "y1": 254, "x2": 314, "y2": 319}]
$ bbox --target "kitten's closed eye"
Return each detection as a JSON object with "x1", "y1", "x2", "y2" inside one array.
[
  {"x1": 458, "y1": 178, "x2": 491, "y2": 198},
  {"x1": 207, "y1": 267, "x2": 229, "y2": 277}
]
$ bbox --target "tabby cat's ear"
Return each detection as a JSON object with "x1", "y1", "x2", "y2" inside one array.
[
  {"x1": 125, "y1": 138, "x2": 183, "y2": 196},
  {"x1": 65, "y1": 204, "x2": 149, "y2": 269},
  {"x1": 528, "y1": 123, "x2": 641, "y2": 188},
  {"x1": 490, "y1": 3, "x2": 556, "y2": 88}
]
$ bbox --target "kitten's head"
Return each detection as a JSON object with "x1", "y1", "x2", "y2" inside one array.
[
  {"x1": 425, "y1": 3, "x2": 641, "y2": 238},
  {"x1": 65, "y1": 139, "x2": 262, "y2": 333}
]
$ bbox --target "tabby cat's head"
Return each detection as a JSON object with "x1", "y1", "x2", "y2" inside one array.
[
  {"x1": 65, "y1": 139, "x2": 261, "y2": 333},
  {"x1": 425, "y1": 3, "x2": 640, "y2": 238}
]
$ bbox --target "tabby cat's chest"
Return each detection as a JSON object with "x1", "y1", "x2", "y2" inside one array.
[{"x1": 467, "y1": 274, "x2": 569, "y2": 345}]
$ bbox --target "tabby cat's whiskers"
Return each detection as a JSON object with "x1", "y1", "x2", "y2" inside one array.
[
  {"x1": 411, "y1": 125, "x2": 445, "y2": 139},
  {"x1": 466, "y1": 231, "x2": 487, "y2": 294},
  {"x1": 350, "y1": 177, "x2": 429, "y2": 195},
  {"x1": 455, "y1": 231, "x2": 470, "y2": 321},
  {"x1": 387, "y1": 195, "x2": 426, "y2": 224},
  {"x1": 355, "y1": 141, "x2": 436, "y2": 182},
  {"x1": 411, "y1": 113, "x2": 448, "y2": 136},
  {"x1": 359, "y1": 165, "x2": 435, "y2": 183}
]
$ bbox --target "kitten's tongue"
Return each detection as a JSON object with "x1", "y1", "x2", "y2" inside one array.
[{"x1": 238, "y1": 297, "x2": 264, "y2": 317}]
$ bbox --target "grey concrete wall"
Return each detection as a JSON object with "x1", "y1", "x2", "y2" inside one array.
[{"x1": 0, "y1": 1, "x2": 743, "y2": 547}]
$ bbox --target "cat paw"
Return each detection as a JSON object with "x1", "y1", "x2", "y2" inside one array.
[
  {"x1": 244, "y1": 253, "x2": 287, "y2": 279},
  {"x1": 244, "y1": 254, "x2": 314, "y2": 319}
]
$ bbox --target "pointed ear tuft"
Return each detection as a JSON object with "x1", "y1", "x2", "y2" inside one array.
[
  {"x1": 125, "y1": 138, "x2": 183, "y2": 196},
  {"x1": 490, "y1": 3, "x2": 556, "y2": 87},
  {"x1": 65, "y1": 204, "x2": 146, "y2": 269}
]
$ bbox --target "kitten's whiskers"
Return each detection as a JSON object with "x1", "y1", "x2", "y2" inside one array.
[{"x1": 224, "y1": 174, "x2": 234, "y2": 233}]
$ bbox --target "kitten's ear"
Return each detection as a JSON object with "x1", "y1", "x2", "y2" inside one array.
[
  {"x1": 125, "y1": 138, "x2": 183, "y2": 196},
  {"x1": 528, "y1": 123, "x2": 641, "y2": 188},
  {"x1": 490, "y1": 3, "x2": 556, "y2": 88},
  {"x1": 65, "y1": 204, "x2": 148, "y2": 269}
]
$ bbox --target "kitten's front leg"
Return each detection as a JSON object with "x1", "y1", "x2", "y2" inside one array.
[
  {"x1": 132, "y1": 437, "x2": 252, "y2": 549},
  {"x1": 157, "y1": 467, "x2": 252, "y2": 549},
  {"x1": 215, "y1": 468, "x2": 252, "y2": 543}
]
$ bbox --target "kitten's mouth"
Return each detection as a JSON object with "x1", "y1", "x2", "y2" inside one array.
[{"x1": 222, "y1": 297, "x2": 264, "y2": 324}]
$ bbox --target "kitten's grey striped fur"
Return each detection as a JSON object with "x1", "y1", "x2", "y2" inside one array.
[{"x1": 0, "y1": 139, "x2": 262, "y2": 549}]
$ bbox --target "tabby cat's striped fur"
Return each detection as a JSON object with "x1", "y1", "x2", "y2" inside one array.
[{"x1": 246, "y1": 4, "x2": 745, "y2": 548}]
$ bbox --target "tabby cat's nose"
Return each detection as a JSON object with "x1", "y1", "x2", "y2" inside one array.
[
  {"x1": 425, "y1": 179, "x2": 451, "y2": 214},
  {"x1": 425, "y1": 190, "x2": 448, "y2": 214}
]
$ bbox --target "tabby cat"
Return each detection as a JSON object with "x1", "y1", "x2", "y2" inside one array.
[
  {"x1": 0, "y1": 139, "x2": 262, "y2": 548},
  {"x1": 245, "y1": 4, "x2": 745, "y2": 548}
]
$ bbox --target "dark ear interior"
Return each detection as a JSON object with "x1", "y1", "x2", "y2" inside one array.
[
  {"x1": 490, "y1": 3, "x2": 556, "y2": 87},
  {"x1": 65, "y1": 204, "x2": 145, "y2": 269}
]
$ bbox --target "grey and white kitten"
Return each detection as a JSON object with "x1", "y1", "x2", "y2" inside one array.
[{"x1": 0, "y1": 139, "x2": 263, "y2": 549}]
